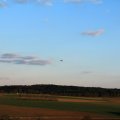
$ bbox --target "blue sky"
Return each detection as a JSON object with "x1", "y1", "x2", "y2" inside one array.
[{"x1": 0, "y1": 0, "x2": 120, "y2": 88}]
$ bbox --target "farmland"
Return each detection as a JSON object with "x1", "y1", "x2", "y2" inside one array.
[{"x1": 0, "y1": 94, "x2": 120, "y2": 120}]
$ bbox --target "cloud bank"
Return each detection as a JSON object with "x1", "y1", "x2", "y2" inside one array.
[
  {"x1": 0, "y1": 0, "x2": 102, "y2": 8},
  {"x1": 0, "y1": 0, "x2": 7, "y2": 8},
  {"x1": 37, "y1": 0, "x2": 53, "y2": 6},
  {"x1": 14, "y1": 0, "x2": 28, "y2": 4},
  {"x1": 12, "y1": 0, "x2": 53, "y2": 6},
  {"x1": 0, "y1": 53, "x2": 51, "y2": 66},
  {"x1": 14, "y1": 0, "x2": 53, "y2": 6},
  {"x1": 64, "y1": 0, "x2": 83, "y2": 4},
  {"x1": 64, "y1": 0, "x2": 102, "y2": 4},
  {"x1": 81, "y1": 29, "x2": 104, "y2": 37},
  {"x1": 90, "y1": 0, "x2": 102, "y2": 4}
]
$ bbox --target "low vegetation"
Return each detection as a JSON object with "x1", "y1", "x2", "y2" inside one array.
[
  {"x1": 0, "y1": 85, "x2": 120, "y2": 119},
  {"x1": 0, "y1": 94, "x2": 120, "y2": 118}
]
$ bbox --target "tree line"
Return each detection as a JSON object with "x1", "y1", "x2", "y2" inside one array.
[{"x1": 0, "y1": 84, "x2": 120, "y2": 97}]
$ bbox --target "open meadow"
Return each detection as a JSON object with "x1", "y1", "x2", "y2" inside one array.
[{"x1": 0, "y1": 94, "x2": 120, "y2": 120}]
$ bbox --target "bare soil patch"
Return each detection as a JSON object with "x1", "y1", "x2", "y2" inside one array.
[
  {"x1": 0, "y1": 104, "x2": 107, "y2": 120},
  {"x1": 110, "y1": 98, "x2": 120, "y2": 104},
  {"x1": 58, "y1": 98, "x2": 105, "y2": 103}
]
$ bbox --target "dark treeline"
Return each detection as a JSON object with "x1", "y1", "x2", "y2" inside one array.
[{"x1": 0, "y1": 84, "x2": 120, "y2": 97}]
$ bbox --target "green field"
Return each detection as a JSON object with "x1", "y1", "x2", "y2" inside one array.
[{"x1": 0, "y1": 94, "x2": 120, "y2": 118}]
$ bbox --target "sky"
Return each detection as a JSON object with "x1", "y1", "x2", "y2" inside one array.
[{"x1": 0, "y1": 0, "x2": 120, "y2": 88}]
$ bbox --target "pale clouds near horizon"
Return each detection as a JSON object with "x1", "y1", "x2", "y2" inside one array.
[{"x1": 0, "y1": 73, "x2": 120, "y2": 88}]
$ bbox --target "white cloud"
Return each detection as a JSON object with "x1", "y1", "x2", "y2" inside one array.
[
  {"x1": 0, "y1": 0, "x2": 7, "y2": 8},
  {"x1": 1, "y1": 53, "x2": 20, "y2": 59},
  {"x1": 64, "y1": 0, "x2": 103, "y2": 4},
  {"x1": 21, "y1": 56, "x2": 37, "y2": 60},
  {"x1": 28, "y1": 59, "x2": 51, "y2": 65},
  {"x1": 14, "y1": 0, "x2": 28, "y2": 4},
  {"x1": 0, "y1": 53, "x2": 51, "y2": 66},
  {"x1": 64, "y1": 0, "x2": 83, "y2": 4},
  {"x1": 81, "y1": 29, "x2": 104, "y2": 37},
  {"x1": 89, "y1": 0, "x2": 103, "y2": 4},
  {"x1": 37, "y1": 0, "x2": 53, "y2": 6}
]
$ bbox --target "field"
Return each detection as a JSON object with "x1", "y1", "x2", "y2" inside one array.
[{"x1": 0, "y1": 94, "x2": 120, "y2": 120}]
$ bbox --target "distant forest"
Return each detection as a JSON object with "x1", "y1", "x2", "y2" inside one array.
[{"x1": 0, "y1": 85, "x2": 120, "y2": 97}]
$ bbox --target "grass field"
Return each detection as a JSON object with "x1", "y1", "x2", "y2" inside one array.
[{"x1": 0, "y1": 94, "x2": 120, "y2": 119}]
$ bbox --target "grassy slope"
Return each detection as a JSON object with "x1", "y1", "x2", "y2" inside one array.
[{"x1": 0, "y1": 95, "x2": 120, "y2": 118}]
